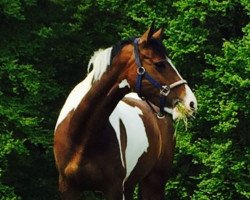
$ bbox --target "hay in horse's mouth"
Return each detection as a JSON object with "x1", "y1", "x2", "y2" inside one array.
[{"x1": 174, "y1": 102, "x2": 195, "y2": 130}]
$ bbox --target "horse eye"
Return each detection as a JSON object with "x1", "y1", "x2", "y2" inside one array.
[{"x1": 154, "y1": 60, "x2": 166, "y2": 69}]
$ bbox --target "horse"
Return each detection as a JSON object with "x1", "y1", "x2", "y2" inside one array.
[{"x1": 54, "y1": 24, "x2": 197, "y2": 200}]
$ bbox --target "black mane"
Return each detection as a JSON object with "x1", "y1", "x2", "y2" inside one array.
[{"x1": 110, "y1": 37, "x2": 136, "y2": 62}]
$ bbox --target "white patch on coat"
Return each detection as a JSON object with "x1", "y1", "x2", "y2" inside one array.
[
  {"x1": 164, "y1": 107, "x2": 173, "y2": 114},
  {"x1": 87, "y1": 47, "x2": 112, "y2": 81},
  {"x1": 55, "y1": 71, "x2": 94, "y2": 129},
  {"x1": 119, "y1": 79, "x2": 130, "y2": 89},
  {"x1": 55, "y1": 47, "x2": 113, "y2": 130},
  {"x1": 109, "y1": 101, "x2": 149, "y2": 181},
  {"x1": 125, "y1": 92, "x2": 142, "y2": 100},
  {"x1": 172, "y1": 107, "x2": 181, "y2": 120}
]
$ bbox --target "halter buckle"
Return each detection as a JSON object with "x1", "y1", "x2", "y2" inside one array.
[
  {"x1": 137, "y1": 67, "x2": 145, "y2": 75},
  {"x1": 160, "y1": 85, "x2": 170, "y2": 96},
  {"x1": 157, "y1": 112, "x2": 165, "y2": 119}
]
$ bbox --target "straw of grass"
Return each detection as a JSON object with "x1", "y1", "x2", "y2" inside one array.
[{"x1": 174, "y1": 102, "x2": 194, "y2": 136}]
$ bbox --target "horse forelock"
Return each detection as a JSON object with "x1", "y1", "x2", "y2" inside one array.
[{"x1": 148, "y1": 38, "x2": 168, "y2": 57}]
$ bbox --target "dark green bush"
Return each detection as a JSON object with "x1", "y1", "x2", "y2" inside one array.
[{"x1": 0, "y1": 0, "x2": 249, "y2": 199}]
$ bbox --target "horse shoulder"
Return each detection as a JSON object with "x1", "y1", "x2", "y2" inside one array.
[{"x1": 121, "y1": 97, "x2": 175, "y2": 177}]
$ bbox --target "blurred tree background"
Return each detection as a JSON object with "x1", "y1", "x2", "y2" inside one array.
[{"x1": 0, "y1": 0, "x2": 249, "y2": 199}]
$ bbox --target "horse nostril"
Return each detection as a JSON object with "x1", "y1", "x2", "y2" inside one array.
[{"x1": 189, "y1": 101, "x2": 195, "y2": 110}]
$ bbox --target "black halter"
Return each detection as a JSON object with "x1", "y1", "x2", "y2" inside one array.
[{"x1": 133, "y1": 38, "x2": 187, "y2": 118}]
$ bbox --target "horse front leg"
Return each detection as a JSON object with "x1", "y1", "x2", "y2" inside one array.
[
  {"x1": 59, "y1": 175, "x2": 82, "y2": 200},
  {"x1": 103, "y1": 183, "x2": 124, "y2": 200},
  {"x1": 138, "y1": 172, "x2": 167, "y2": 200},
  {"x1": 123, "y1": 181, "x2": 137, "y2": 200}
]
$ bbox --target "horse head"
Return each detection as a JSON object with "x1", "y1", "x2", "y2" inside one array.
[{"x1": 115, "y1": 24, "x2": 197, "y2": 120}]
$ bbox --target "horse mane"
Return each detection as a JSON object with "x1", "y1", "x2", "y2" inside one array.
[
  {"x1": 111, "y1": 37, "x2": 168, "y2": 60},
  {"x1": 87, "y1": 47, "x2": 113, "y2": 81},
  {"x1": 86, "y1": 38, "x2": 135, "y2": 83},
  {"x1": 111, "y1": 37, "x2": 136, "y2": 61},
  {"x1": 86, "y1": 37, "x2": 167, "y2": 83}
]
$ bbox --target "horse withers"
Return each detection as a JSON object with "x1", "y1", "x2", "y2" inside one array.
[{"x1": 54, "y1": 25, "x2": 197, "y2": 200}]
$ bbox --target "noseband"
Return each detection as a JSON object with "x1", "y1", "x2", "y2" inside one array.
[{"x1": 133, "y1": 38, "x2": 187, "y2": 118}]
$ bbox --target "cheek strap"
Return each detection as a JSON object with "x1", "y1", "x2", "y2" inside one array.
[{"x1": 133, "y1": 38, "x2": 187, "y2": 118}]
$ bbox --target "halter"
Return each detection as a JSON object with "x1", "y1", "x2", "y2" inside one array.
[{"x1": 133, "y1": 38, "x2": 187, "y2": 118}]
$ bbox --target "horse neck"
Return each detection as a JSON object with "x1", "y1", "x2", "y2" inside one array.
[{"x1": 70, "y1": 52, "x2": 131, "y2": 145}]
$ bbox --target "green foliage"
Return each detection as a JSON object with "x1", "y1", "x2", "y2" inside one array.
[
  {"x1": 0, "y1": 57, "x2": 61, "y2": 199},
  {"x1": 0, "y1": 132, "x2": 26, "y2": 200},
  {"x1": 0, "y1": 0, "x2": 249, "y2": 199},
  {"x1": 164, "y1": 1, "x2": 250, "y2": 199},
  {"x1": 0, "y1": 0, "x2": 36, "y2": 20}
]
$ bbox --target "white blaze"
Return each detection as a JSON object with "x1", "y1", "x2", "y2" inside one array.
[
  {"x1": 164, "y1": 58, "x2": 197, "y2": 119},
  {"x1": 183, "y1": 84, "x2": 197, "y2": 110},
  {"x1": 167, "y1": 57, "x2": 183, "y2": 80}
]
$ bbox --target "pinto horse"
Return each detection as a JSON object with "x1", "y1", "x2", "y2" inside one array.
[{"x1": 54, "y1": 25, "x2": 197, "y2": 200}]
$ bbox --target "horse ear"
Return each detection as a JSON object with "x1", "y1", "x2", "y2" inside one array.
[
  {"x1": 152, "y1": 28, "x2": 164, "y2": 40},
  {"x1": 140, "y1": 21, "x2": 155, "y2": 44}
]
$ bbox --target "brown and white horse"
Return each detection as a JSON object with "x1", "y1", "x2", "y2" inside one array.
[{"x1": 54, "y1": 25, "x2": 197, "y2": 200}]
